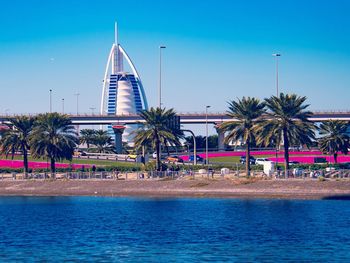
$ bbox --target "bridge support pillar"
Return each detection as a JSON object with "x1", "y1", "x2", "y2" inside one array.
[
  {"x1": 215, "y1": 125, "x2": 225, "y2": 151},
  {"x1": 112, "y1": 125, "x2": 126, "y2": 154}
]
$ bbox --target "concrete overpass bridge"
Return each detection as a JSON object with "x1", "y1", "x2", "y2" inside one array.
[
  {"x1": 1, "y1": 111, "x2": 350, "y2": 125},
  {"x1": 1, "y1": 111, "x2": 350, "y2": 153},
  {"x1": 61, "y1": 111, "x2": 350, "y2": 125}
]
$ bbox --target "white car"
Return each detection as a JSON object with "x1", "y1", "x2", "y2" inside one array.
[
  {"x1": 255, "y1": 158, "x2": 270, "y2": 165},
  {"x1": 152, "y1": 152, "x2": 167, "y2": 159}
]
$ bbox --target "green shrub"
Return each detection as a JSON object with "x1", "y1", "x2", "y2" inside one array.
[
  {"x1": 318, "y1": 176, "x2": 326, "y2": 182},
  {"x1": 143, "y1": 161, "x2": 168, "y2": 171},
  {"x1": 95, "y1": 165, "x2": 141, "y2": 172}
]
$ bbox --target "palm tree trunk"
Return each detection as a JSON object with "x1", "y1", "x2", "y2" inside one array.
[
  {"x1": 283, "y1": 129, "x2": 289, "y2": 178},
  {"x1": 23, "y1": 148, "x2": 29, "y2": 177},
  {"x1": 156, "y1": 139, "x2": 161, "y2": 172},
  {"x1": 165, "y1": 144, "x2": 170, "y2": 156},
  {"x1": 50, "y1": 157, "x2": 56, "y2": 178},
  {"x1": 334, "y1": 153, "x2": 338, "y2": 163},
  {"x1": 245, "y1": 139, "x2": 251, "y2": 177}
]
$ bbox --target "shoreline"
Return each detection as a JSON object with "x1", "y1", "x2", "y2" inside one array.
[{"x1": 1, "y1": 178, "x2": 350, "y2": 200}]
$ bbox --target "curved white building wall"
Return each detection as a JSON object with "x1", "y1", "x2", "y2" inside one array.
[
  {"x1": 116, "y1": 78, "x2": 136, "y2": 115},
  {"x1": 116, "y1": 76, "x2": 137, "y2": 143}
]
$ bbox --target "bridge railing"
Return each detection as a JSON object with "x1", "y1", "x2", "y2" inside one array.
[
  {"x1": 3, "y1": 109, "x2": 350, "y2": 117},
  {"x1": 2, "y1": 168, "x2": 350, "y2": 181}
]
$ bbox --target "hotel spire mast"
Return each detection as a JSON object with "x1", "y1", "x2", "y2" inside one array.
[
  {"x1": 115, "y1": 22, "x2": 118, "y2": 46},
  {"x1": 112, "y1": 22, "x2": 118, "y2": 74}
]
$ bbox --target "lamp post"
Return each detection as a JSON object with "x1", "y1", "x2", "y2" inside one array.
[
  {"x1": 185, "y1": 142, "x2": 190, "y2": 161},
  {"x1": 159, "y1": 46, "x2": 166, "y2": 108},
  {"x1": 272, "y1": 53, "x2": 281, "y2": 96},
  {"x1": 49, "y1": 89, "x2": 52, "y2": 113},
  {"x1": 205, "y1": 105, "x2": 211, "y2": 166},
  {"x1": 182, "y1": 129, "x2": 197, "y2": 165},
  {"x1": 272, "y1": 53, "x2": 281, "y2": 175},
  {"x1": 62, "y1": 98, "x2": 65, "y2": 114}
]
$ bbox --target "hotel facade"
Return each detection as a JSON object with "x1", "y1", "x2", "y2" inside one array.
[{"x1": 100, "y1": 23, "x2": 148, "y2": 143}]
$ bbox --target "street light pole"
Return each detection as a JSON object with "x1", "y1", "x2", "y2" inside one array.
[
  {"x1": 272, "y1": 53, "x2": 281, "y2": 175},
  {"x1": 159, "y1": 46, "x2": 166, "y2": 108},
  {"x1": 193, "y1": 136, "x2": 197, "y2": 166},
  {"x1": 49, "y1": 89, "x2": 52, "y2": 113},
  {"x1": 272, "y1": 53, "x2": 281, "y2": 96},
  {"x1": 182, "y1": 129, "x2": 197, "y2": 166},
  {"x1": 62, "y1": 98, "x2": 65, "y2": 114},
  {"x1": 205, "y1": 105, "x2": 211, "y2": 166}
]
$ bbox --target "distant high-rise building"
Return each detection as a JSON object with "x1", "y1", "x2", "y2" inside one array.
[{"x1": 100, "y1": 23, "x2": 148, "y2": 144}]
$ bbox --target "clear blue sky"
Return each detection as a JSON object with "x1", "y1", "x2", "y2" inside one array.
[{"x1": 1, "y1": 0, "x2": 350, "y2": 118}]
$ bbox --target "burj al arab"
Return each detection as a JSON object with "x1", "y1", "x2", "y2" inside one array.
[{"x1": 100, "y1": 23, "x2": 148, "y2": 145}]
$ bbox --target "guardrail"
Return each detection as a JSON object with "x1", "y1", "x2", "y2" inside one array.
[
  {"x1": 1, "y1": 168, "x2": 350, "y2": 180},
  {"x1": 3, "y1": 110, "x2": 350, "y2": 117}
]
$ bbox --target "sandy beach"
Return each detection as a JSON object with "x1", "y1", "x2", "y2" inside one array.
[{"x1": 0, "y1": 177, "x2": 350, "y2": 199}]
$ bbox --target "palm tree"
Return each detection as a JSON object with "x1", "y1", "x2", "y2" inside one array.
[
  {"x1": 0, "y1": 116, "x2": 35, "y2": 175},
  {"x1": 80, "y1": 129, "x2": 96, "y2": 149},
  {"x1": 91, "y1": 130, "x2": 114, "y2": 153},
  {"x1": 134, "y1": 107, "x2": 182, "y2": 171},
  {"x1": 256, "y1": 93, "x2": 316, "y2": 177},
  {"x1": 219, "y1": 97, "x2": 265, "y2": 176},
  {"x1": 29, "y1": 113, "x2": 78, "y2": 175},
  {"x1": 163, "y1": 124, "x2": 184, "y2": 156},
  {"x1": 184, "y1": 135, "x2": 206, "y2": 151},
  {"x1": 318, "y1": 120, "x2": 350, "y2": 163},
  {"x1": 208, "y1": 135, "x2": 219, "y2": 150}
]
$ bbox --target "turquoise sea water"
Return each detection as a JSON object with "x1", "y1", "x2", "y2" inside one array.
[{"x1": 0, "y1": 197, "x2": 349, "y2": 262}]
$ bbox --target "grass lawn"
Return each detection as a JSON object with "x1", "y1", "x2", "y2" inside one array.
[
  {"x1": 210, "y1": 156, "x2": 241, "y2": 163},
  {"x1": 72, "y1": 158, "x2": 141, "y2": 168},
  {"x1": 210, "y1": 155, "x2": 274, "y2": 163}
]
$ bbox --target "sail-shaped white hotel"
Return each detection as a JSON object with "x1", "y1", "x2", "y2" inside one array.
[{"x1": 100, "y1": 23, "x2": 148, "y2": 145}]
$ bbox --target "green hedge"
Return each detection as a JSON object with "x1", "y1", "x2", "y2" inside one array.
[
  {"x1": 291, "y1": 163, "x2": 350, "y2": 170},
  {"x1": 95, "y1": 165, "x2": 141, "y2": 172},
  {"x1": 0, "y1": 167, "x2": 75, "y2": 173},
  {"x1": 1, "y1": 162, "x2": 348, "y2": 174},
  {"x1": 140, "y1": 161, "x2": 264, "y2": 172}
]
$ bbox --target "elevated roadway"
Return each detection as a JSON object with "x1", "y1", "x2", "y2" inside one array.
[
  {"x1": 44, "y1": 111, "x2": 350, "y2": 125},
  {"x1": 1, "y1": 111, "x2": 350, "y2": 125}
]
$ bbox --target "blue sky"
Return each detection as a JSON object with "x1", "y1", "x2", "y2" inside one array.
[{"x1": 1, "y1": 0, "x2": 350, "y2": 122}]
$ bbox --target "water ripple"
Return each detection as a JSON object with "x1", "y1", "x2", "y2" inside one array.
[{"x1": 0, "y1": 197, "x2": 349, "y2": 261}]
